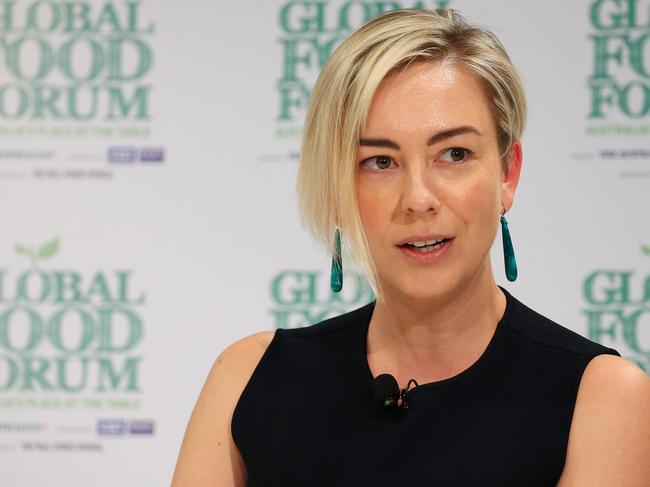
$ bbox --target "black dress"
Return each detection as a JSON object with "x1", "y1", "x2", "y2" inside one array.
[{"x1": 232, "y1": 287, "x2": 620, "y2": 486}]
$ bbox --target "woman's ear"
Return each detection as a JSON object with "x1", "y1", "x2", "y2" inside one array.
[{"x1": 501, "y1": 139, "x2": 523, "y2": 212}]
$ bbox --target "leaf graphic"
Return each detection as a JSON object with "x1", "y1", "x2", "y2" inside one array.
[
  {"x1": 15, "y1": 244, "x2": 28, "y2": 255},
  {"x1": 37, "y1": 238, "x2": 59, "y2": 259},
  {"x1": 642, "y1": 245, "x2": 650, "y2": 255}
]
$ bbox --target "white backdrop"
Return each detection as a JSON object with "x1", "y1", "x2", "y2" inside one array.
[{"x1": 0, "y1": 1, "x2": 648, "y2": 485}]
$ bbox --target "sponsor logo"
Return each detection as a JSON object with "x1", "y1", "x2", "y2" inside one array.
[
  {"x1": 21, "y1": 441, "x2": 103, "y2": 452},
  {"x1": 582, "y1": 246, "x2": 650, "y2": 373},
  {"x1": 0, "y1": 150, "x2": 55, "y2": 160},
  {"x1": 275, "y1": 0, "x2": 451, "y2": 137},
  {"x1": 139, "y1": 147, "x2": 164, "y2": 162},
  {"x1": 97, "y1": 418, "x2": 127, "y2": 435},
  {"x1": 96, "y1": 418, "x2": 154, "y2": 436},
  {"x1": 0, "y1": 422, "x2": 46, "y2": 432},
  {"x1": 129, "y1": 420, "x2": 154, "y2": 435},
  {"x1": 0, "y1": 238, "x2": 146, "y2": 396},
  {"x1": 107, "y1": 146, "x2": 164, "y2": 163},
  {"x1": 270, "y1": 269, "x2": 374, "y2": 329},
  {"x1": 587, "y1": 0, "x2": 650, "y2": 134},
  {"x1": 107, "y1": 146, "x2": 137, "y2": 163}
]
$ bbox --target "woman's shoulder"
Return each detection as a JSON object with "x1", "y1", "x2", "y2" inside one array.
[
  {"x1": 503, "y1": 290, "x2": 619, "y2": 359},
  {"x1": 214, "y1": 330, "x2": 278, "y2": 407},
  {"x1": 557, "y1": 354, "x2": 650, "y2": 485},
  {"x1": 171, "y1": 330, "x2": 276, "y2": 487},
  {"x1": 209, "y1": 331, "x2": 277, "y2": 395},
  {"x1": 502, "y1": 291, "x2": 650, "y2": 483},
  {"x1": 223, "y1": 303, "x2": 373, "y2": 395},
  {"x1": 275, "y1": 301, "x2": 375, "y2": 340},
  {"x1": 222, "y1": 330, "x2": 276, "y2": 361}
]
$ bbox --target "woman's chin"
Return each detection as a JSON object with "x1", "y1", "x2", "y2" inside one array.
[{"x1": 385, "y1": 276, "x2": 457, "y2": 303}]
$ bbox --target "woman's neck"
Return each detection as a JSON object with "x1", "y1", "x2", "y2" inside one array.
[{"x1": 366, "y1": 264, "x2": 507, "y2": 387}]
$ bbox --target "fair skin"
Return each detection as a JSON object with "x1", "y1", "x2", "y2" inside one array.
[
  {"x1": 356, "y1": 60, "x2": 514, "y2": 388},
  {"x1": 171, "y1": 61, "x2": 650, "y2": 486}
]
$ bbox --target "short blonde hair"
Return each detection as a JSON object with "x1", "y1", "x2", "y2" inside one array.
[{"x1": 297, "y1": 8, "x2": 527, "y2": 296}]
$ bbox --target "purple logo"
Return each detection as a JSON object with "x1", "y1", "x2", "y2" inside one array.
[
  {"x1": 97, "y1": 419, "x2": 127, "y2": 435},
  {"x1": 139, "y1": 147, "x2": 165, "y2": 162},
  {"x1": 129, "y1": 420, "x2": 155, "y2": 435},
  {"x1": 107, "y1": 146, "x2": 137, "y2": 163}
]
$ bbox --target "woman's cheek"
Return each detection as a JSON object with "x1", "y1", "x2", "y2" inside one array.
[
  {"x1": 357, "y1": 185, "x2": 382, "y2": 231},
  {"x1": 448, "y1": 177, "x2": 499, "y2": 225},
  {"x1": 358, "y1": 174, "x2": 395, "y2": 212},
  {"x1": 357, "y1": 185, "x2": 394, "y2": 252}
]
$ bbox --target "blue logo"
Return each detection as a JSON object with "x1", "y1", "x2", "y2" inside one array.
[
  {"x1": 129, "y1": 420, "x2": 155, "y2": 435},
  {"x1": 96, "y1": 419, "x2": 154, "y2": 436},
  {"x1": 107, "y1": 146, "x2": 137, "y2": 163},
  {"x1": 139, "y1": 147, "x2": 165, "y2": 162},
  {"x1": 97, "y1": 419, "x2": 127, "y2": 435},
  {"x1": 107, "y1": 146, "x2": 165, "y2": 163}
]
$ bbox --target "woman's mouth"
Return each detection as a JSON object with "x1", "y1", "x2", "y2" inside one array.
[
  {"x1": 399, "y1": 238, "x2": 450, "y2": 253},
  {"x1": 396, "y1": 237, "x2": 455, "y2": 262}
]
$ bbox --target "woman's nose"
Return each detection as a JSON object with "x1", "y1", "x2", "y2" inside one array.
[{"x1": 400, "y1": 164, "x2": 441, "y2": 215}]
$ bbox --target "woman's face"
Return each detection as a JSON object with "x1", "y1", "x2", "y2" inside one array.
[{"x1": 355, "y1": 60, "x2": 521, "y2": 300}]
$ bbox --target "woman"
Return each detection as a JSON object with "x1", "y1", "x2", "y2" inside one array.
[{"x1": 172, "y1": 9, "x2": 650, "y2": 486}]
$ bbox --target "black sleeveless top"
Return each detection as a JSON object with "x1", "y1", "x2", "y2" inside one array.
[{"x1": 232, "y1": 288, "x2": 620, "y2": 486}]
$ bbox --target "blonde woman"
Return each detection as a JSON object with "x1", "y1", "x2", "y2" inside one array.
[{"x1": 172, "y1": 9, "x2": 650, "y2": 486}]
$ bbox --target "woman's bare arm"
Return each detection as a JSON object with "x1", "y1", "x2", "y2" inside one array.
[
  {"x1": 557, "y1": 354, "x2": 650, "y2": 486},
  {"x1": 171, "y1": 331, "x2": 275, "y2": 487}
]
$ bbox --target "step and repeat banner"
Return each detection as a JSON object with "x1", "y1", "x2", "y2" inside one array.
[{"x1": 0, "y1": 1, "x2": 648, "y2": 485}]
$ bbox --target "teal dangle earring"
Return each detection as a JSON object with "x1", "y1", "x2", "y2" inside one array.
[
  {"x1": 500, "y1": 211, "x2": 518, "y2": 282},
  {"x1": 330, "y1": 227, "x2": 343, "y2": 293}
]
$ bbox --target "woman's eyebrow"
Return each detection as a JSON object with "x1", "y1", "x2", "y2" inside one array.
[
  {"x1": 359, "y1": 125, "x2": 483, "y2": 150},
  {"x1": 427, "y1": 126, "x2": 483, "y2": 145}
]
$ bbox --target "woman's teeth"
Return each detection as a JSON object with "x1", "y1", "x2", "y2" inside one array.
[{"x1": 405, "y1": 239, "x2": 446, "y2": 252}]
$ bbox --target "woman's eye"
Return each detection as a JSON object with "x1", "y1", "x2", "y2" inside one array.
[
  {"x1": 361, "y1": 155, "x2": 394, "y2": 170},
  {"x1": 440, "y1": 147, "x2": 472, "y2": 164}
]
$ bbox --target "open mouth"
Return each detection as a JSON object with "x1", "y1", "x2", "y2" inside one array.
[{"x1": 398, "y1": 238, "x2": 451, "y2": 253}]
